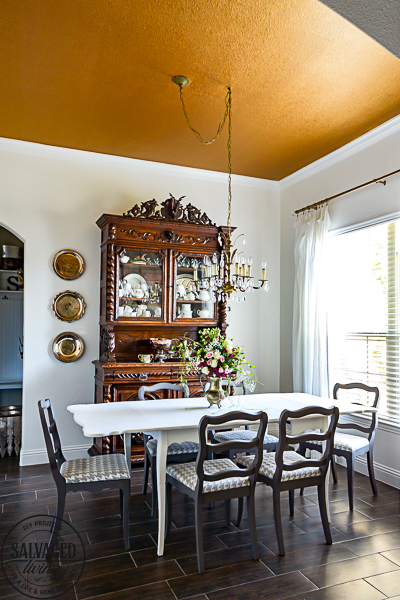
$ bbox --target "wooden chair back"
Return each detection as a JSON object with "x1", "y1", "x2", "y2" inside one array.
[
  {"x1": 138, "y1": 382, "x2": 189, "y2": 401},
  {"x1": 333, "y1": 382, "x2": 380, "y2": 441},
  {"x1": 196, "y1": 411, "x2": 268, "y2": 492},
  {"x1": 275, "y1": 406, "x2": 339, "y2": 482},
  {"x1": 38, "y1": 399, "x2": 66, "y2": 484}
]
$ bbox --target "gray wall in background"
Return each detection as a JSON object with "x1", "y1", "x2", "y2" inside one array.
[{"x1": 320, "y1": 0, "x2": 400, "y2": 60}]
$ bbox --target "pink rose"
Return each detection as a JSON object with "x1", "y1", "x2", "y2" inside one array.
[
  {"x1": 206, "y1": 351, "x2": 213, "y2": 358},
  {"x1": 218, "y1": 367, "x2": 224, "y2": 373}
]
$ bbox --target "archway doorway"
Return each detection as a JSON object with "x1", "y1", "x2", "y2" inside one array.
[{"x1": 0, "y1": 225, "x2": 23, "y2": 459}]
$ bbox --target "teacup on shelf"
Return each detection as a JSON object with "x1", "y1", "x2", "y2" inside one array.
[
  {"x1": 197, "y1": 308, "x2": 210, "y2": 318},
  {"x1": 138, "y1": 354, "x2": 154, "y2": 363}
]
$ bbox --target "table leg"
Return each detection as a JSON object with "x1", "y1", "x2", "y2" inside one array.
[
  {"x1": 155, "y1": 431, "x2": 168, "y2": 556},
  {"x1": 124, "y1": 433, "x2": 132, "y2": 477}
]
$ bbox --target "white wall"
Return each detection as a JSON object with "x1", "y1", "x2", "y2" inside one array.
[
  {"x1": 0, "y1": 138, "x2": 280, "y2": 465},
  {"x1": 279, "y1": 114, "x2": 400, "y2": 488}
]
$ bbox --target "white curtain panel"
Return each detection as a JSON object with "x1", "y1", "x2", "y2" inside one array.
[{"x1": 293, "y1": 204, "x2": 330, "y2": 397}]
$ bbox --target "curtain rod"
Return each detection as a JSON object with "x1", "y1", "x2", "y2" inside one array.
[{"x1": 294, "y1": 168, "x2": 400, "y2": 215}]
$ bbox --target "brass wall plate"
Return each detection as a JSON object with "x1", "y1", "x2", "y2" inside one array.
[
  {"x1": 52, "y1": 290, "x2": 86, "y2": 322},
  {"x1": 53, "y1": 249, "x2": 85, "y2": 280},
  {"x1": 52, "y1": 332, "x2": 84, "y2": 362}
]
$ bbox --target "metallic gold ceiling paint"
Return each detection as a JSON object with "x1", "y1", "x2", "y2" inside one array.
[{"x1": 0, "y1": 0, "x2": 399, "y2": 180}]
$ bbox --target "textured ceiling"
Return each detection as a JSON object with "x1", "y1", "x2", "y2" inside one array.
[{"x1": 1, "y1": 0, "x2": 400, "y2": 180}]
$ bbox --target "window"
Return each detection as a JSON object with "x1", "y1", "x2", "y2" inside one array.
[{"x1": 327, "y1": 218, "x2": 399, "y2": 420}]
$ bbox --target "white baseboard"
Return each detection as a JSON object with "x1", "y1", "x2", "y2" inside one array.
[
  {"x1": 335, "y1": 455, "x2": 400, "y2": 490},
  {"x1": 19, "y1": 444, "x2": 91, "y2": 466}
]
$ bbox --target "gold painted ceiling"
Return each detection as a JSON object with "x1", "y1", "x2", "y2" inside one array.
[{"x1": 0, "y1": 0, "x2": 399, "y2": 180}]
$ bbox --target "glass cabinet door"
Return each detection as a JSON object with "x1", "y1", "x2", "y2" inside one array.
[
  {"x1": 117, "y1": 251, "x2": 164, "y2": 320},
  {"x1": 174, "y1": 254, "x2": 216, "y2": 321}
]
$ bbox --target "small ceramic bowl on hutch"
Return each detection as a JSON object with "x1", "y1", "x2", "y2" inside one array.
[
  {"x1": 138, "y1": 354, "x2": 154, "y2": 363},
  {"x1": 120, "y1": 255, "x2": 130, "y2": 264}
]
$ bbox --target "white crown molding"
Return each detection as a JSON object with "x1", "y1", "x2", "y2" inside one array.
[
  {"x1": 0, "y1": 137, "x2": 278, "y2": 191},
  {"x1": 280, "y1": 114, "x2": 400, "y2": 190},
  {"x1": 19, "y1": 444, "x2": 91, "y2": 466}
]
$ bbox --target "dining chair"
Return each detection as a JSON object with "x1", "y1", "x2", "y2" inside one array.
[
  {"x1": 199, "y1": 375, "x2": 278, "y2": 458},
  {"x1": 38, "y1": 399, "x2": 131, "y2": 553},
  {"x1": 237, "y1": 405, "x2": 339, "y2": 556},
  {"x1": 139, "y1": 382, "x2": 199, "y2": 517},
  {"x1": 165, "y1": 409, "x2": 268, "y2": 573},
  {"x1": 299, "y1": 382, "x2": 380, "y2": 510}
]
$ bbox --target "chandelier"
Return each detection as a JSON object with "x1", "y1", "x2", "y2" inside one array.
[{"x1": 172, "y1": 76, "x2": 269, "y2": 303}]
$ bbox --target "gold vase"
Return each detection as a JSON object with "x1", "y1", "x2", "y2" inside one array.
[{"x1": 205, "y1": 377, "x2": 225, "y2": 408}]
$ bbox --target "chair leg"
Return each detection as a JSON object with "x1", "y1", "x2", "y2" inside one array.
[
  {"x1": 236, "y1": 497, "x2": 244, "y2": 527},
  {"x1": 165, "y1": 482, "x2": 172, "y2": 541},
  {"x1": 299, "y1": 487, "x2": 304, "y2": 496},
  {"x1": 47, "y1": 487, "x2": 66, "y2": 556},
  {"x1": 122, "y1": 482, "x2": 130, "y2": 550},
  {"x1": 150, "y1": 455, "x2": 158, "y2": 518},
  {"x1": 367, "y1": 449, "x2": 378, "y2": 495},
  {"x1": 119, "y1": 488, "x2": 123, "y2": 520},
  {"x1": 225, "y1": 500, "x2": 231, "y2": 527},
  {"x1": 247, "y1": 494, "x2": 259, "y2": 560},
  {"x1": 331, "y1": 455, "x2": 338, "y2": 484},
  {"x1": 289, "y1": 489, "x2": 294, "y2": 515},
  {"x1": 272, "y1": 488, "x2": 285, "y2": 556},
  {"x1": 195, "y1": 499, "x2": 205, "y2": 574},
  {"x1": 346, "y1": 454, "x2": 355, "y2": 511},
  {"x1": 142, "y1": 448, "x2": 150, "y2": 495},
  {"x1": 317, "y1": 483, "x2": 332, "y2": 545}
]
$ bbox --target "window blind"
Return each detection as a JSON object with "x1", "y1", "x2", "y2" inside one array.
[{"x1": 327, "y1": 219, "x2": 399, "y2": 420}]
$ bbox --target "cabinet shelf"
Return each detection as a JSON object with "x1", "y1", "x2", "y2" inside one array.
[
  {"x1": 176, "y1": 299, "x2": 210, "y2": 304},
  {"x1": 121, "y1": 263, "x2": 161, "y2": 269}
]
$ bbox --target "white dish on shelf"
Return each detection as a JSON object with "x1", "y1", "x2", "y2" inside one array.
[{"x1": 123, "y1": 273, "x2": 146, "y2": 290}]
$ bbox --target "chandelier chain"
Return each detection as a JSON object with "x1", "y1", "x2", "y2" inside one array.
[
  {"x1": 174, "y1": 79, "x2": 268, "y2": 302},
  {"x1": 227, "y1": 87, "x2": 232, "y2": 234},
  {"x1": 179, "y1": 85, "x2": 230, "y2": 145},
  {"x1": 178, "y1": 85, "x2": 232, "y2": 234}
]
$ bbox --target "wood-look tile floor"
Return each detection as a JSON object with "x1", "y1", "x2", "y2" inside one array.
[{"x1": 0, "y1": 458, "x2": 399, "y2": 600}]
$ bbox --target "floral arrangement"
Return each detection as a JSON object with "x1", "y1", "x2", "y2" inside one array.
[{"x1": 173, "y1": 327, "x2": 258, "y2": 392}]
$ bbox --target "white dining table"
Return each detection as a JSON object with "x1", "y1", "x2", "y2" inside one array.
[{"x1": 68, "y1": 392, "x2": 376, "y2": 555}]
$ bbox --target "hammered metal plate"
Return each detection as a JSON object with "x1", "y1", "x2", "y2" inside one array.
[
  {"x1": 53, "y1": 249, "x2": 85, "y2": 280},
  {"x1": 52, "y1": 332, "x2": 84, "y2": 362}
]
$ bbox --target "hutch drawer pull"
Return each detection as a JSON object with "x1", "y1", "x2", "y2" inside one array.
[{"x1": 139, "y1": 373, "x2": 148, "y2": 381}]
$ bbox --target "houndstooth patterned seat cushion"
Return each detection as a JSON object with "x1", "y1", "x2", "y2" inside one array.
[
  {"x1": 237, "y1": 450, "x2": 321, "y2": 481},
  {"x1": 214, "y1": 429, "x2": 278, "y2": 445},
  {"x1": 146, "y1": 439, "x2": 199, "y2": 457},
  {"x1": 166, "y1": 458, "x2": 250, "y2": 492},
  {"x1": 334, "y1": 432, "x2": 369, "y2": 452},
  {"x1": 60, "y1": 453, "x2": 130, "y2": 484}
]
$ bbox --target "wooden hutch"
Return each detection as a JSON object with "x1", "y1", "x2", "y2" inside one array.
[{"x1": 92, "y1": 194, "x2": 228, "y2": 465}]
